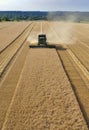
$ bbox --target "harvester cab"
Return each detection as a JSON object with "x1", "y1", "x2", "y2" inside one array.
[{"x1": 38, "y1": 34, "x2": 47, "y2": 46}]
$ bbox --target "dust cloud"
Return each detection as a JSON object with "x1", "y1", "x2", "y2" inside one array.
[
  {"x1": 27, "y1": 32, "x2": 38, "y2": 45},
  {"x1": 27, "y1": 14, "x2": 78, "y2": 45},
  {"x1": 27, "y1": 22, "x2": 42, "y2": 45},
  {"x1": 47, "y1": 12, "x2": 78, "y2": 45}
]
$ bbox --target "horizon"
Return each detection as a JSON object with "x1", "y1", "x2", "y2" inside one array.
[{"x1": 0, "y1": 10, "x2": 89, "y2": 13}]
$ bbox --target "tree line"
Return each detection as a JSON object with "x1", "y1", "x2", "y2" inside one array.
[
  {"x1": 0, "y1": 15, "x2": 47, "y2": 21},
  {"x1": 0, "y1": 11, "x2": 89, "y2": 22}
]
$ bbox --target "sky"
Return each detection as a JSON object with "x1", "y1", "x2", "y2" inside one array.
[{"x1": 0, "y1": 0, "x2": 89, "y2": 11}]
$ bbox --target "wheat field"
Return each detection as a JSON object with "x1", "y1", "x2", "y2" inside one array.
[{"x1": 0, "y1": 21, "x2": 89, "y2": 129}]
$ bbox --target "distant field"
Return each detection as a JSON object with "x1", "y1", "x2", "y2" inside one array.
[{"x1": 0, "y1": 21, "x2": 89, "y2": 129}]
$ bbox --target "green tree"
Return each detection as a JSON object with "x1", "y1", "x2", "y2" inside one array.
[{"x1": 1, "y1": 16, "x2": 10, "y2": 21}]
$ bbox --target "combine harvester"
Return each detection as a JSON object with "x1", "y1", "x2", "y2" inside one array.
[{"x1": 29, "y1": 34, "x2": 56, "y2": 48}]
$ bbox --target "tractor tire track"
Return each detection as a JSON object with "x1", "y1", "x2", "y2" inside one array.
[
  {"x1": 0, "y1": 41, "x2": 30, "y2": 129},
  {"x1": 57, "y1": 49, "x2": 89, "y2": 127},
  {"x1": 0, "y1": 22, "x2": 34, "y2": 77},
  {"x1": 47, "y1": 22, "x2": 89, "y2": 127}
]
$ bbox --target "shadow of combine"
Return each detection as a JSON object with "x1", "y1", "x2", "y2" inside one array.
[{"x1": 55, "y1": 45, "x2": 67, "y2": 51}]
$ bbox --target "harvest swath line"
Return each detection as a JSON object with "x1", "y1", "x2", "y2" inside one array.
[
  {"x1": 0, "y1": 41, "x2": 30, "y2": 129},
  {"x1": 57, "y1": 49, "x2": 89, "y2": 127},
  {"x1": 67, "y1": 49, "x2": 89, "y2": 82},
  {"x1": 0, "y1": 22, "x2": 89, "y2": 129},
  {"x1": 0, "y1": 22, "x2": 34, "y2": 77},
  {"x1": 68, "y1": 44, "x2": 89, "y2": 72},
  {"x1": 0, "y1": 22, "x2": 42, "y2": 129},
  {"x1": 59, "y1": 25, "x2": 89, "y2": 73},
  {"x1": 47, "y1": 22, "x2": 89, "y2": 126},
  {"x1": 1, "y1": 47, "x2": 29, "y2": 130},
  {"x1": 1, "y1": 48, "x2": 88, "y2": 130},
  {"x1": 0, "y1": 22, "x2": 33, "y2": 54},
  {"x1": 0, "y1": 22, "x2": 32, "y2": 52},
  {"x1": 49, "y1": 23, "x2": 89, "y2": 83}
]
